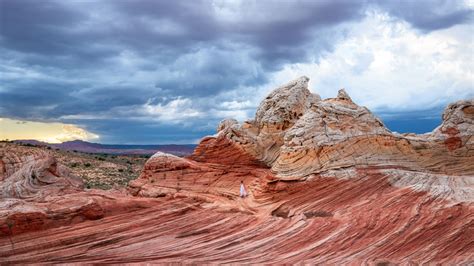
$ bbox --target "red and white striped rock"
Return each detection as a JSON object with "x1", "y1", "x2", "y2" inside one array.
[
  {"x1": 1, "y1": 77, "x2": 473, "y2": 264},
  {"x1": 0, "y1": 143, "x2": 159, "y2": 237},
  {"x1": 125, "y1": 77, "x2": 473, "y2": 264}
]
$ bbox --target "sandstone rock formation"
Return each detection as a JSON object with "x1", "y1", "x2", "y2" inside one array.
[
  {"x1": 1, "y1": 77, "x2": 473, "y2": 264},
  {"x1": 0, "y1": 146, "x2": 83, "y2": 199},
  {"x1": 126, "y1": 77, "x2": 474, "y2": 263},
  {"x1": 0, "y1": 143, "x2": 160, "y2": 237}
]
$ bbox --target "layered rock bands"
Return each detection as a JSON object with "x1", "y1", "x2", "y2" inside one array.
[{"x1": 1, "y1": 77, "x2": 473, "y2": 264}]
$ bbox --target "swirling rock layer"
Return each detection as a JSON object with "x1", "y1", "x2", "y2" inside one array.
[
  {"x1": 125, "y1": 77, "x2": 473, "y2": 263},
  {"x1": 0, "y1": 144, "x2": 83, "y2": 199},
  {"x1": 1, "y1": 171, "x2": 473, "y2": 264},
  {"x1": 1, "y1": 77, "x2": 473, "y2": 264},
  {"x1": 0, "y1": 143, "x2": 159, "y2": 237}
]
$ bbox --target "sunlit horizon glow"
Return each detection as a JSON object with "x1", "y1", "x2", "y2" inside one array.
[{"x1": 0, "y1": 118, "x2": 99, "y2": 143}]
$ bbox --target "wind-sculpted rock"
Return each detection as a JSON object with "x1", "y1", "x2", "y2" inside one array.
[
  {"x1": 0, "y1": 145, "x2": 83, "y2": 198},
  {"x1": 1, "y1": 78, "x2": 473, "y2": 264},
  {"x1": 133, "y1": 77, "x2": 474, "y2": 199},
  {"x1": 0, "y1": 143, "x2": 160, "y2": 237},
  {"x1": 124, "y1": 77, "x2": 473, "y2": 264},
  {"x1": 0, "y1": 156, "x2": 83, "y2": 199},
  {"x1": 431, "y1": 99, "x2": 474, "y2": 150}
]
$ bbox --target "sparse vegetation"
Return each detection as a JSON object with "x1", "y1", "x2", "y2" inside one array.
[{"x1": 4, "y1": 142, "x2": 148, "y2": 191}]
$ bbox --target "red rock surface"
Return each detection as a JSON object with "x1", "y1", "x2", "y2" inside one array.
[
  {"x1": 2, "y1": 169, "x2": 473, "y2": 264},
  {"x1": 1, "y1": 77, "x2": 473, "y2": 264},
  {"x1": 0, "y1": 143, "x2": 160, "y2": 237}
]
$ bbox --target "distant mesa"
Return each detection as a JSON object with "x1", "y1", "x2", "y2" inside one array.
[{"x1": 13, "y1": 139, "x2": 196, "y2": 156}]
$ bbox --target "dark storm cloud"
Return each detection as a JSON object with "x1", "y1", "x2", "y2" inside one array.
[
  {"x1": 0, "y1": 0, "x2": 367, "y2": 116},
  {"x1": 0, "y1": 0, "x2": 472, "y2": 143},
  {"x1": 0, "y1": 0, "x2": 367, "y2": 68},
  {"x1": 240, "y1": 1, "x2": 363, "y2": 45},
  {"x1": 374, "y1": 0, "x2": 473, "y2": 31},
  {"x1": 0, "y1": 80, "x2": 72, "y2": 119},
  {"x1": 53, "y1": 84, "x2": 165, "y2": 116},
  {"x1": 0, "y1": 0, "x2": 85, "y2": 55},
  {"x1": 110, "y1": 0, "x2": 220, "y2": 41}
]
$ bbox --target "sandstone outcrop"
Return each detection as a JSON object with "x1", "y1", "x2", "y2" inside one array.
[
  {"x1": 0, "y1": 143, "x2": 160, "y2": 237},
  {"x1": 431, "y1": 99, "x2": 474, "y2": 149},
  {"x1": 0, "y1": 144, "x2": 85, "y2": 197},
  {"x1": 125, "y1": 77, "x2": 473, "y2": 263},
  {"x1": 1, "y1": 77, "x2": 473, "y2": 264}
]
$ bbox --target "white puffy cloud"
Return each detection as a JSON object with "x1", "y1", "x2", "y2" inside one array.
[
  {"x1": 267, "y1": 10, "x2": 474, "y2": 113},
  {"x1": 142, "y1": 97, "x2": 203, "y2": 122}
]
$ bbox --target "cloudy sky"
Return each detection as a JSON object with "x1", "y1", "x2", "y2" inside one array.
[{"x1": 0, "y1": 0, "x2": 473, "y2": 144}]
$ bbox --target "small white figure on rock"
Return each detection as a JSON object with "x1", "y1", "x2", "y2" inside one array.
[{"x1": 240, "y1": 180, "x2": 247, "y2": 198}]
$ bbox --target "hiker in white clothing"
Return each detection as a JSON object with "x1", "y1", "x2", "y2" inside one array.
[{"x1": 240, "y1": 180, "x2": 247, "y2": 198}]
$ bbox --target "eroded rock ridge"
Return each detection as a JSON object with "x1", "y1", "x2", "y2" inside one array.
[{"x1": 1, "y1": 77, "x2": 473, "y2": 264}]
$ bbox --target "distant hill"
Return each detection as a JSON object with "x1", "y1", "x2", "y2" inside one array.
[{"x1": 13, "y1": 139, "x2": 196, "y2": 156}]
